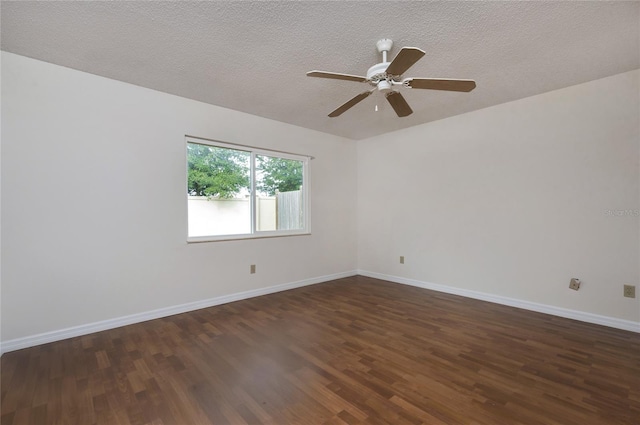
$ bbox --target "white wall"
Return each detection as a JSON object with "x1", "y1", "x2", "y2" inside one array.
[
  {"x1": 1, "y1": 52, "x2": 358, "y2": 343},
  {"x1": 358, "y1": 70, "x2": 640, "y2": 324}
]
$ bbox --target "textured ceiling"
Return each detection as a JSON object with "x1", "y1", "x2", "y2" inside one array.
[{"x1": 2, "y1": 1, "x2": 639, "y2": 140}]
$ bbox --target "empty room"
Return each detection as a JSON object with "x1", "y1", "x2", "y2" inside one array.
[{"x1": 1, "y1": 1, "x2": 639, "y2": 424}]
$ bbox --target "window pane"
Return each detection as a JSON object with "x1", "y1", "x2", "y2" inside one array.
[
  {"x1": 255, "y1": 155, "x2": 304, "y2": 231},
  {"x1": 187, "y1": 143, "x2": 250, "y2": 237}
]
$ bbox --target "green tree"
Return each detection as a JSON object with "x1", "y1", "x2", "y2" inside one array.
[
  {"x1": 256, "y1": 155, "x2": 303, "y2": 196},
  {"x1": 187, "y1": 144, "x2": 250, "y2": 198}
]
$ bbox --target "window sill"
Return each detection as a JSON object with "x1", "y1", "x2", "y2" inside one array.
[{"x1": 187, "y1": 232, "x2": 311, "y2": 243}]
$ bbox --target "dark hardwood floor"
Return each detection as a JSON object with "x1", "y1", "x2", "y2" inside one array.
[{"x1": 2, "y1": 275, "x2": 639, "y2": 424}]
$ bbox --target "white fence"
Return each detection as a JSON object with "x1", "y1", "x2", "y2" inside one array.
[{"x1": 188, "y1": 190, "x2": 302, "y2": 237}]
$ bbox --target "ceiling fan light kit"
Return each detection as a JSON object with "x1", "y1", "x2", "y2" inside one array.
[{"x1": 307, "y1": 38, "x2": 477, "y2": 118}]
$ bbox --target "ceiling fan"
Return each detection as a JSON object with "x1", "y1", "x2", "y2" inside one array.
[{"x1": 307, "y1": 39, "x2": 476, "y2": 118}]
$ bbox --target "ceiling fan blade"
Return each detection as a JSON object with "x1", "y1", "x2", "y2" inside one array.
[
  {"x1": 386, "y1": 91, "x2": 413, "y2": 117},
  {"x1": 385, "y1": 47, "x2": 426, "y2": 76},
  {"x1": 328, "y1": 90, "x2": 373, "y2": 117},
  {"x1": 406, "y1": 78, "x2": 476, "y2": 92},
  {"x1": 307, "y1": 70, "x2": 368, "y2": 83}
]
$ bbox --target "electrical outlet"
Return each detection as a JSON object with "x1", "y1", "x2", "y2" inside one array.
[
  {"x1": 623, "y1": 285, "x2": 636, "y2": 298},
  {"x1": 250, "y1": 264, "x2": 256, "y2": 274},
  {"x1": 400, "y1": 256, "x2": 405, "y2": 264},
  {"x1": 569, "y1": 278, "x2": 581, "y2": 291}
]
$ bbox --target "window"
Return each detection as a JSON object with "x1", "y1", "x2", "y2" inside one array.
[{"x1": 186, "y1": 137, "x2": 310, "y2": 241}]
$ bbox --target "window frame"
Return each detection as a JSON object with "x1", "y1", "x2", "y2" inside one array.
[{"x1": 186, "y1": 136, "x2": 311, "y2": 243}]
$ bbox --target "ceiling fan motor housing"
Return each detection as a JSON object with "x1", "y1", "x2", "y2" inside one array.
[{"x1": 367, "y1": 62, "x2": 393, "y2": 91}]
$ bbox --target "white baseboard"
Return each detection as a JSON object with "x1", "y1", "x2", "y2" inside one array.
[
  {"x1": 0, "y1": 270, "x2": 358, "y2": 355},
  {"x1": 357, "y1": 270, "x2": 640, "y2": 333}
]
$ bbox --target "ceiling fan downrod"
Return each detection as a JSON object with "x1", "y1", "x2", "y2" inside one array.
[{"x1": 376, "y1": 38, "x2": 393, "y2": 63}]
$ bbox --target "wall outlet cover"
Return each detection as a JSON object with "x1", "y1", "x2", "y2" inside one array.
[
  {"x1": 623, "y1": 284, "x2": 635, "y2": 298},
  {"x1": 569, "y1": 278, "x2": 581, "y2": 291}
]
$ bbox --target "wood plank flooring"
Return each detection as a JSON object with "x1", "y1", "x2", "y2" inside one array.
[{"x1": 2, "y1": 275, "x2": 639, "y2": 424}]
